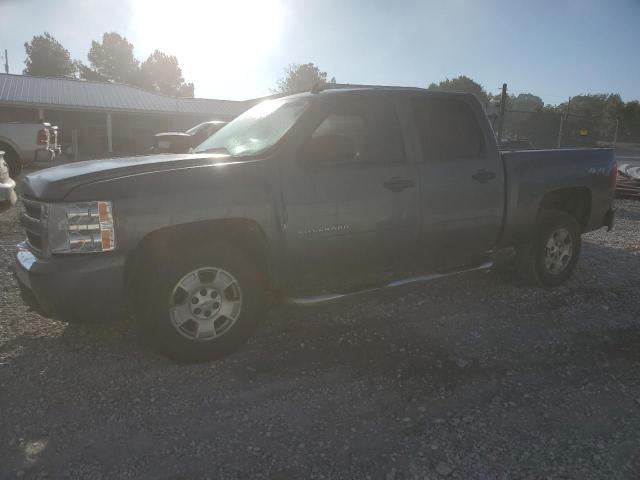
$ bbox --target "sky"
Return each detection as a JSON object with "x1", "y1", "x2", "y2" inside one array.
[{"x1": 0, "y1": 0, "x2": 638, "y2": 104}]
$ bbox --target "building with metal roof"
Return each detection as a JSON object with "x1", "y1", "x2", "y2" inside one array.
[{"x1": 0, "y1": 73, "x2": 251, "y2": 159}]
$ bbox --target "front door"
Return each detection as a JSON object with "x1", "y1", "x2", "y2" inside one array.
[{"x1": 281, "y1": 95, "x2": 421, "y2": 294}]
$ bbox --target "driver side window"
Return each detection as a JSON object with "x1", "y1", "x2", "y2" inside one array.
[
  {"x1": 311, "y1": 97, "x2": 405, "y2": 164},
  {"x1": 313, "y1": 113, "x2": 366, "y2": 161}
]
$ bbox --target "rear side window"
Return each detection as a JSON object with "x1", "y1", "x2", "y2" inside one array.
[
  {"x1": 312, "y1": 96, "x2": 405, "y2": 163},
  {"x1": 412, "y1": 97, "x2": 485, "y2": 161}
]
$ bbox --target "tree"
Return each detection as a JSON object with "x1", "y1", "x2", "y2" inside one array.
[
  {"x1": 519, "y1": 106, "x2": 562, "y2": 148},
  {"x1": 501, "y1": 93, "x2": 545, "y2": 141},
  {"x1": 275, "y1": 63, "x2": 335, "y2": 94},
  {"x1": 555, "y1": 94, "x2": 623, "y2": 143},
  {"x1": 23, "y1": 32, "x2": 77, "y2": 77},
  {"x1": 178, "y1": 83, "x2": 195, "y2": 97},
  {"x1": 603, "y1": 94, "x2": 624, "y2": 118},
  {"x1": 560, "y1": 94, "x2": 606, "y2": 118},
  {"x1": 77, "y1": 62, "x2": 107, "y2": 81},
  {"x1": 556, "y1": 94, "x2": 624, "y2": 119},
  {"x1": 81, "y1": 33, "x2": 195, "y2": 96},
  {"x1": 508, "y1": 93, "x2": 544, "y2": 112},
  {"x1": 620, "y1": 101, "x2": 640, "y2": 141},
  {"x1": 86, "y1": 32, "x2": 140, "y2": 85},
  {"x1": 140, "y1": 50, "x2": 194, "y2": 97},
  {"x1": 427, "y1": 75, "x2": 490, "y2": 107}
]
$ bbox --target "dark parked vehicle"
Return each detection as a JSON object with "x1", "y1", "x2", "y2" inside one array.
[
  {"x1": 151, "y1": 120, "x2": 227, "y2": 153},
  {"x1": 13, "y1": 87, "x2": 616, "y2": 362}
]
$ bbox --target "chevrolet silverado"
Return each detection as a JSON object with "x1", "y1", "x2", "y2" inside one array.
[{"x1": 13, "y1": 87, "x2": 616, "y2": 361}]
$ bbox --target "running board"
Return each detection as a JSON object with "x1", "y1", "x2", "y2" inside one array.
[{"x1": 286, "y1": 261, "x2": 493, "y2": 306}]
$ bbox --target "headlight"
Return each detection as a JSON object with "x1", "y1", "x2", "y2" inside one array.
[{"x1": 47, "y1": 201, "x2": 116, "y2": 253}]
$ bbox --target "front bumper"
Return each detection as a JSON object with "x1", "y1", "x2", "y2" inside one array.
[
  {"x1": 12, "y1": 243, "x2": 128, "y2": 322},
  {"x1": 34, "y1": 148, "x2": 55, "y2": 162}
]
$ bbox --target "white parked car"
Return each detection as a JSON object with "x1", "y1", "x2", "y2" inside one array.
[
  {"x1": 0, "y1": 122, "x2": 58, "y2": 177},
  {"x1": 0, "y1": 151, "x2": 17, "y2": 213}
]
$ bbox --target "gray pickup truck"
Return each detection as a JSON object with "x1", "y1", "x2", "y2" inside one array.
[{"x1": 12, "y1": 86, "x2": 616, "y2": 362}]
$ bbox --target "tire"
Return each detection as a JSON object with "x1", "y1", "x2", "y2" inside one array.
[
  {"x1": 137, "y1": 242, "x2": 266, "y2": 362},
  {"x1": 515, "y1": 210, "x2": 581, "y2": 287},
  {"x1": 0, "y1": 146, "x2": 21, "y2": 178}
]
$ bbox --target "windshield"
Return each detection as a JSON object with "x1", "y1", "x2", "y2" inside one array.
[
  {"x1": 185, "y1": 123, "x2": 209, "y2": 135},
  {"x1": 194, "y1": 98, "x2": 309, "y2": 156}
]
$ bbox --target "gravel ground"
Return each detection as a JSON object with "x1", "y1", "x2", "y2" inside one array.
[{"x1": 1, "y1": 200, "x2": 639, "y2": 479}]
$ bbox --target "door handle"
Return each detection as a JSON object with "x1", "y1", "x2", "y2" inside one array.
[
  {"x1": 383, "y1": 177, "x2": 414, "y2": 192},
  {"x1": 472, "y1": 169, "x2": 496, "y2": 183}
]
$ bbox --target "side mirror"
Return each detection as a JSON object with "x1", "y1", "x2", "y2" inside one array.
[{"x1": 310, "y1": 134, "x2": 356, "y2": 163}]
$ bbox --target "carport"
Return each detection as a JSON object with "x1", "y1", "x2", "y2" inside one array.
[{"x1": 0, "y1": 73, "x2": 251, "y2": 159}]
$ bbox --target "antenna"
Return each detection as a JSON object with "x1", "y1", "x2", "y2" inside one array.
[{"x1": 3, "y1": 49, "x2": 8, "y2": 74}]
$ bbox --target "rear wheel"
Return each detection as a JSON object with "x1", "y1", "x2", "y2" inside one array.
[
  {"x1": 516, "y1": 210, "x2": 581, "y2": 287},
  {"x1": 137, "y1": 242, "x2": 266, "y2": 362},
  {"x1": 0, "y1": 146, "x2": 21, "y2": 178}
]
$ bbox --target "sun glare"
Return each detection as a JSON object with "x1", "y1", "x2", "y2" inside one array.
[{"x1": 130, "y1": 0, "x2": 285, "y2": 97}]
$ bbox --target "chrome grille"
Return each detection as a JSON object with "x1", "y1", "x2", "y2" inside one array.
[
  {"x1": 23, "y1": 199, "x2": 42, "y2": 220},
  {"x1": 20, "y1": 197, "x2": 46, "y2": 255}
]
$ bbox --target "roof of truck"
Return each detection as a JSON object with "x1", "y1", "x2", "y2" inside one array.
[{"x1": 281, "y1": 84, "x2": 475, "y2": 100}]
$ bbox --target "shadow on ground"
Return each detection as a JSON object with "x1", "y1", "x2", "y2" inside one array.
[{"x1": 1, "y1": 239, "x2": 639, "y2": 479}]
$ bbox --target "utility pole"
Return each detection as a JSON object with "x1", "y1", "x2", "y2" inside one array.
[
  {"x1": 3, "y1": 49, "x2": 8, "y2": 74},
  {"x1": 557, "y1": 96, "x2": 571, "y2": 148},
  {"x1": 497, "y1": 83, "x2": 507, "y2": 143},
  {"x1": 557, "y1": 116, "x2": 564, "y2": 149},
  {"x1": 613, "y1": 118, "x2": 619, "y2": 147}
]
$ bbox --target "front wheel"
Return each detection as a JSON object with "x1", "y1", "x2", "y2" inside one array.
[
  {"x1": 516, "y1": 210, "x2": 582, "y2": 287},
  {"x1": 137, "y1": 243, "x2": 266, "y2": 362}
]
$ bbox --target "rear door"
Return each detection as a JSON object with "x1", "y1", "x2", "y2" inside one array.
[
  {"x1": 410, "y1": 95, "x2": 504, "y2": 266},
  {"x1": 281, "y1": 94, "x2": 421, "y2": 293}
]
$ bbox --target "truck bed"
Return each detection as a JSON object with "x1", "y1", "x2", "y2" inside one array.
[{"x1": 498, "y1": 148, "x2": 616, "y2": 247}]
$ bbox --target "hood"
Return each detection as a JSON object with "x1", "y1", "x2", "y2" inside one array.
[{"x1": 20, "y1": 153, "x2": 231, "y2": 201}]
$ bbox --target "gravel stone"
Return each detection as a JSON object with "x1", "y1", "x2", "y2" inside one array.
[
  {"x1": 436, "y1": 461, "x2": 454, "y2": 476},
  {"x1": 1, "y1": 198, "x2": 639, "y2": 479}
]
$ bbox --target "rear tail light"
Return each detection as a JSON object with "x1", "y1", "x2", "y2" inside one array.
[{"x1": 37, "y1": 129, "x2": 49, "y2": 145}]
